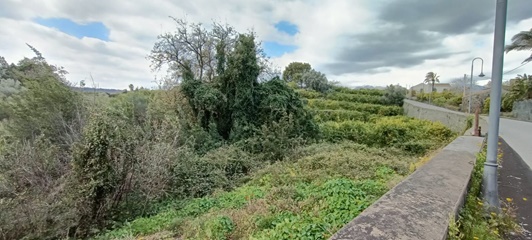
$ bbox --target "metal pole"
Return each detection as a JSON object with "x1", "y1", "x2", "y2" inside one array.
[
  {"x1": 483, "y1": 0, "x2": 507, "y2": 210},
  {"x1": 463, "y1": 74, "x2": 467, "y2": 111},
  {"x1": 469, "y1": 58, "x2": 484, "y2": 114},
  {"x1": 470, "y1": 63, "x2": 474, "y2": 113}
]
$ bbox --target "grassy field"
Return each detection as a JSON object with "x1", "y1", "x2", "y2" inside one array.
[{"x1": 95, "y1": 88, "x2": 456, "y2": 240}]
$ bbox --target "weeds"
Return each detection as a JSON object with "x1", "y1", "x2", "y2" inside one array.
[{"x1": 449, "y1": 149, "x2": 522, "y2": 240}]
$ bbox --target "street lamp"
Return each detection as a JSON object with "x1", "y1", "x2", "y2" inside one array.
[{"x1": 469, "y1": 57, "x2": 485, "y2": 113}]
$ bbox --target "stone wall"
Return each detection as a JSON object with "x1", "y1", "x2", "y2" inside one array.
[
  {"x1": 330, "y1": 136, "x2": 485, "y2": 240},
  {"x1": 403, "y1": 99, "x2": 469, "y2": 133},
  {"x1": 513, "y1": 99, "x2": 532, "y2": 122}
]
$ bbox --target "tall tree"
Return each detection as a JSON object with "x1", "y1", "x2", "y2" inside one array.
[
  {"x1": 301, "y1": 69, "x2": 330, "y2": 93},
  {"x1": 424, "y1": 72, "x2": 440, "y2": 92},
  {"x1": 505, "y1": 28, "x2": 532, "y2": 63},
  {"x1": 282, "y1": 62, "x2": 311, "y2": 87}
]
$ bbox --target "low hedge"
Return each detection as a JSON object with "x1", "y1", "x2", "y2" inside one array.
[
  {"x1": 307, "y1": 99, "x2": 403, "y2": 116},
  {"x1": 326, "y1": 92, "x2": 383, "y2": 105},
  {"x1": 313, "y1": 110, "x2": 373, "y2": 122},
  {"x1": 320, "y1": 116, "x2": 455, "y2": 154},
  {"x1": 331, "y1": 86, "x2": 384, "y2": 96}
]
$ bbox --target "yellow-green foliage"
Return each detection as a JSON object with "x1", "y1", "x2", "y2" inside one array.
[
  {"x1": 417, "y1": 91, "x2": 463, "y2": 108},
  {"x1": 331, "y1": 86, "x2": 384, "y2": 96},
  {"x1": 298, "y1": 89, "x2": 384, "y2": 105},
  {"x1": 326, "y1": 92, "x2": 383, "y2": 105},
  {"x1": 313, "y1": 110, "x2": 371, "y2": 122},
  {"x1": 320, "y1": 116, "x2": 455, "y2": 154},
  {"x1": 307, "y1": 99, "x2": 403, "y2": 116},
  {"x1": 296, "y1": 89, "x2": 323, "y2": 99}
]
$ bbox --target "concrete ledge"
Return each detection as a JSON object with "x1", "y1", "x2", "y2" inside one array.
[{"x1": 330, "y1": 136, "x2": 484, "y2": 240}]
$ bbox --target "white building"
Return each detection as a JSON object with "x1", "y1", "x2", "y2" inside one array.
[{"x1": 410, "y1": 82, "x2": 452, "y2": 96}]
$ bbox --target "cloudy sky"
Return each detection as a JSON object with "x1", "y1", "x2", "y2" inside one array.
[{"x1": 0, "y1": 0, "x2": 531, "y2": 89}]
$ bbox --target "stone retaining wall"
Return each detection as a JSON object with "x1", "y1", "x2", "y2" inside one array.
[
  {"x1": 513, "y1": 99, "x2": 532, "y2": 122},
  {"x1": 330, "y1": 136, "x2": 484, "y2": 240}
]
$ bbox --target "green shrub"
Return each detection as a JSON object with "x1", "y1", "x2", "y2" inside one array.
[
  {"x1": 433, "y1": 97, "x2": 446, "y2": 106},
  {"x1": 237, "y1": 114, "x2": 311, "y2": 162},
  {"x1": 306, "y1": 99, "x2": 403, "y2": 116},
  {"x1": 319, "y1": 116, "x2": 455, "y2": 154},
  {"x1": 381, "y1": 84, "x2": 407, "y2": 106},
  {"x1": 331, "y1": 86, "x2": 384, "y2": 96},
  {"x1": 483, "y1": 97, "x2": 490, "y2": 114},
  {"x1": 326, "y1": 92, "x2": 383, "y2": 104},
  {"x1": 313, "y1": 110, "x2": 370, "y2": 122},
  {"x1": 295, "y1": 89, "x2": 323, "y2": 99},
  {"x1": 450, "y1": 149, "x2": 521, "y2": 240}
]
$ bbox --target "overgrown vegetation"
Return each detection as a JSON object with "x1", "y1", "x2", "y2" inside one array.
[
  {"x1": 93, "y1": 83, "x2": 454, "y2": 238},
  {"x1": 0, "y1": 18, "x2": 456, "y2": 240},
  {"x1": 96, "y1": 143, "x2": 416, "y2": 240},
  {"x1": 416, "y1": 91, "x2": 463, "y2": 110},
  {"x1": 448, "y1": 145, "x2": 522, "y2": 240}
]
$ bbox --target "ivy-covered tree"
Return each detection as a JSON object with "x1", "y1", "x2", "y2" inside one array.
[{"x1": 149, "y1": 19, "x2": 317, "y2": 143}]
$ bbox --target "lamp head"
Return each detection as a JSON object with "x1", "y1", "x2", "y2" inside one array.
[{"x1": 479, "y1": 72, "x2": 485, "y2": 77}]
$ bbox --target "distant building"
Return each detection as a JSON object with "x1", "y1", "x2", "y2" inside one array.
[{"x1": 409, "y1": 83, "x2": 452, "y2": 96}]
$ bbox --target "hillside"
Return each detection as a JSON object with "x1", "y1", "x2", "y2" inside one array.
[{"x1": 94, "y1": 87, "x2": 456, "y2": 239}]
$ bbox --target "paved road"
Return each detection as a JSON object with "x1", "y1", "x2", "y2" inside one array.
[
  {"x1": 499, "y1": 138, "x2": 532, "y2": 239},
  {"x1": 499, "y1": 118, "x2": 532, "y2": 170}
]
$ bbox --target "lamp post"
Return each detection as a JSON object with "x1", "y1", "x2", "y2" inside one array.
[
  {"x1": 469, "y1": 57, "x2": 486, "y2": 114},
  {"x1": 483, "y1": 0, "x2": 507, "y2": 211}
]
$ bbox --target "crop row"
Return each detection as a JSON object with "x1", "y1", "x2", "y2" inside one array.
[
  {"x1": 319, "y1": 116, "x2": 455, "y2": 154},
  {"x1": 306, "y1": 99, "x2": 403, "y2": 116}
]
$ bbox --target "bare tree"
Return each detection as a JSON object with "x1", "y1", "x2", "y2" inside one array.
[
  {"x1": 148, "y1": 18, "x2": 237, "y2": 82},
  {"x1": 148, "y1": 18, "x2": 273, "y2": 84}
]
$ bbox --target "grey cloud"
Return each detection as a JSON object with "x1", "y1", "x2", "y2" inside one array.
[
  {"x1": 326, "y1": 26, "x2": 465, "y2": 75},
  {"x1": 325, "y1": 0, "x2": 531, "y2": 75},
  {"x1": 380, "y1": 0, "x2": 531, "y2": 35}
]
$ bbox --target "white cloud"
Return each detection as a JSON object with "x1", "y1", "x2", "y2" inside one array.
[{"x1": 0, "y1": 0, "x2": 530, "y2": 89}]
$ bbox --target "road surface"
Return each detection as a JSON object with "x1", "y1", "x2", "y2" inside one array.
[{"x1": 499, "y1": 118, "x2": 532, "y2": 170}]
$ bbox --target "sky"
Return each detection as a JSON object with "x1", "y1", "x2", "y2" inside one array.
[{"x1": 0, "y1": 0, "x2": 531, "y2": 90}]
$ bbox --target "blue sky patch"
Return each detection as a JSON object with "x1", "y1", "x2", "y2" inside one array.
[
  {"x1": 263, "y1": 41, "x2": 297, "y2": 58},
  {"x1": 35, "y1": 17, "x2": 109, "y2": 41},
  {"x1": 275, "y1": 21, "x2": 299, "y2": 36}
]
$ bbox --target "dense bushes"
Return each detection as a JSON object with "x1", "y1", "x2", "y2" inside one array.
[
  {"x1": 320, "y1": 116, "x2": 455, "y2": 154},
  {"x1": 416, "y1": 91, "x2": 462, "y2": 109},
  {"x1": 326, "y1": 92, "x2": 384, "y2": 104},
  {"x1": 307, "y1": 99, "x2": 403, "y2": 116},
  {"x1": 97, "y1": 142, "x2": 417, "y2": 239},
  {"x1": 297, "y1": 88, "x2": 395, "y2": 106},
  {"x1": 331, "y1": 86, "x2": 384, "y2": 96},
  {"x1": 0, "y1": 21, "x2": 319, "y2": 239},
  {"x1": 313, "y1": 109, "x2": 371, "y2": 122}
]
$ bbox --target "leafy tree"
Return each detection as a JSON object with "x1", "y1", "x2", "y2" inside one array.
[
  {"x1": 149, "y1": 19, "x2": 316, "y2": 143},
  {"x1": 501, "y1": 74, "x2": 532, "y2": 111},
  {"x1": 282, "y1": 62, "x2": 312, "y2": 87},
  {"x1": 301, "y1": 69, "x2": 330, "y2": 93},
  {"x1": 382, "y1": 84, "x2": 407, "y2": 106},
  {"x1": 505, "y1": 28, "x2": 532, "y2": 63},
  {"x1": 0, "y1": 49, "x2": 84, "y2": 147}
]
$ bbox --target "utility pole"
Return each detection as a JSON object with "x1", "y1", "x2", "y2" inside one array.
[
  {"x1": 463, "y1": 74, "x2": 467, "y2": 112},
  {"x1": 483, "y1": 0, "x2": 507, "y2": 210}
]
